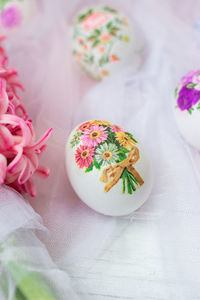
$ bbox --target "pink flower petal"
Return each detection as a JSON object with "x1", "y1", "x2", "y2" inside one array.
[
  {"x1": 0, "y1": 124, "x2": 14, "y2": 151},
  {"x1": 0, "y1": 78, "x2": 8, "y2": 114},
  {"x1": 7, "y1": 145, "x2": 23, "y2": 172},
  {"x1": 0, "y1": 38, "x2": 52, "y2": 196},
  {"x1": 36, "y1": 166, "x2": 50, "y2": 177},
  {"x1": 18, "y1": 156, "x2": 35, "y2": 184},
  {"x1": 26, "y1": 128, "x2": 53, "y2": 151},
  {"x1": 23, "y1": 179, "x2": 36, "y2": 197},
  {"x1": 0, "y1": 153, "x2": 7, "y2": 184}
]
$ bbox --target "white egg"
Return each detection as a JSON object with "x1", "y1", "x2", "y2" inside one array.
[
  {"x1": 0, "y1": 0, "x2": 38, "y2": 34},
  {"x1": 71, "y1": 5, "x2": 143, "y2": 80},
  {"x1": 66, "y1": 120, "x2": 153, "y2": 216},
  {"x1": 173, "y1": 70, "x2": 200, "y2": 150}
]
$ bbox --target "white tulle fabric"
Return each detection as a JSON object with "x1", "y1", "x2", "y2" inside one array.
[
  {"x1": 0, "y1": 186, "x2": 79, "y2": 300},
  {"x1": 2, "y1": 0, "x2": 200, "y2": 299}
]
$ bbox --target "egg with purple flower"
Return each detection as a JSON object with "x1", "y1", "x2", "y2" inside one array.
[
  {"x1": 174, "y1": 70, "x2": 200, "y2": 150},
  {"x1": 66, "y1": 120, "x2": 153, "y2": 216},
  {"x1": 0, "y1": 0, "x2": 38, "y2": 34}
]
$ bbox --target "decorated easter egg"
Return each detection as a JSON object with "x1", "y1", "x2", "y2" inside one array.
[
  {"x1": 173, "y1": 70, "x2": 200, "y2": 150},
  {"x1": 66, "y1": 120, "x2": 153, "y2": 216},
  {"x1": 0, "y1": 0, "x2": 37, "y2": 34},
  {"x1": 71, "y1": 5, "x2": 143, "y2": 80}
]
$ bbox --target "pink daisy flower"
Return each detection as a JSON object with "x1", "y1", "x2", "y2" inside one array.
[
  {"x1": 77, "y1": 121, "x2": 91, "y2": 132},
  {"x1": 81, "y1": 125, "x2": 108, "y2": 147},
  {"x1": 110, "y1": 124, "x2": 124, "y2": 133},
  {"x1": 75, "y1": 145, "x2": 95, "y2": 168}
]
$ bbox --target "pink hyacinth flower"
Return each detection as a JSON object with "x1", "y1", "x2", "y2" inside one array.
[{"x1": 0, "y1": 36, "x2": 52, "y2": 196}]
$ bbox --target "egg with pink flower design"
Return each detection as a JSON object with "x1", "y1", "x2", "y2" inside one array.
[
  {"x1": 71, "y1": 5, "x2": 144, "y2": 80},
  {"x1": 66, "y1": 120, "x2": 153, "y2": 216},
  {"x1": 173, "y1": 70, "x2": 200, "y2": 150},
  {"x1": 0, "y1": 0, "x2": 38, "y2": 34}
]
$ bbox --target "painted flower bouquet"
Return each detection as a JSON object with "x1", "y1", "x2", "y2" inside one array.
[
  {"x1": 70, "y1": 120, "x2": 144, "y2": 194},
  {"x1": 175, "y1": 70, "x2": 200, "y2": 114},
  {"x1": 72, "y1": 5, "x2": 130, "y2": 79}
]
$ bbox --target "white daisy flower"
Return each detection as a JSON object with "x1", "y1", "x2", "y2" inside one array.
[{"x1": 95, "y1": 143, "x2": 119, "y2": 166}]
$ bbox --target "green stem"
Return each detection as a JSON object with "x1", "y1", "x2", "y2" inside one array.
[
  {"x1": 0, "y1": 242, "x2": 58, "y2": 300},
  {"x1": 5, "y1": 261, "x2": 57, "y2": 300}
]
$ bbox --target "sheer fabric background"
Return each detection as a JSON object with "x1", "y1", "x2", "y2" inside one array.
[{"x1": 3, "y1": 0, "x2": 200, "y2": 299}]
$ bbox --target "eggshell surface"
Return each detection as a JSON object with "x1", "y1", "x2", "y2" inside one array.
[
  {"x1": 173, "y1": 70, "x2": 200, "y2": 151},
  {"x1": 66, "y1": 120, "x2": 153, "y2": 216},
  {"x1": 71, "y1": 5, "x2": 143, "y2": 80}
]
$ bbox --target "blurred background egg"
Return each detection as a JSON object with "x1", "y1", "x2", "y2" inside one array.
[
  {"x1": 71, "y1": 5, "x2": 144, "y2": 80},
  {"x1": 173, "y1": 70, "x2": 200, "y2": 151},
  {"x1": 0, "y1": 0, "x2": 38, "y2": 34},
  {"x1": 66, "y1": 120, "x2": 153, "y2": 216}
]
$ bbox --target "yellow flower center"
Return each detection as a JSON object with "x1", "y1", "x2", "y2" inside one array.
[
  {"x1": 82, "y1": 124, "x2": 90, "y2": 130},
  {"x1": 102, "y1": 151, "x2": 112, "y2": 161},
  {"x1": 90, "y1": 130, "x2": 101, "y2": 140},
  {"x1": 81, "y1": 150, "x2": 89, "y2": 159}
]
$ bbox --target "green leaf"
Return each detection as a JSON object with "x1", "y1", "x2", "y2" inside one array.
[
  {"x1": 103, "y1": 6, "x2": 117, "y2": 13},
  {"x1": 125, "y1": 132, "x2": 137, "y2": 144},
  {"x1": 127, "y1": 173, "x2": 136, "y2": 191},
  {"x1": 187, "y1": 83, "x2": 196, "y2": 89},
  {"x1": 117, "y1": 153, "x2": 126, "y2": 163},
  {"x1": 174, "y1": 87, "x2": 179, "y2": 98},
  {"x1": 188, "y1": 108, "x2": 194, "y2": 115},
  {"x1": 120, "y1": 168, "x2": 139, "y2": 195},
  {"x1": 78, "y1": 14, "x2": 87, "y2": 21},
  {"x1": 85, "y1": 164, "x2": 93, "y2": 173},
  {"x1": 111, "y1": 26, "x2": 120, "y2": 31},
  {"x1": 88, "y1": 35, "x2": 96, "y2": 40},
  {"x1": 94, "y1": 29, "x2": 101, "y2": 35},
  {"x1": 119, "y1": 146, "x2": 129, "y2": 154},
  {"x1": 93, "y1": 158, "x2": 101, "y2": 170},
  {"x1": 106, "y1": 22, "x2": 113, "y2": 29},
  {"x1": 0, "y1": 0, "x2": 21, "y2": 11},
  {"x1": 88, "y1": 9, "x2": 93, "y2": 15},
  {"x1": 126, "y1": 177, "x2": 133, "y2": 194},
  {"x1": 78, "y1": 8, "x2": 93, "y2": 21},
  {"x1": 5, "y1": 261, "x2": 57, "y2": 300},
  {"x1": 99, "y1": 56, "x2": 109, "y2": 66},
  {"x1": 129, "y1": 172, "x2": 139, "y2": 186},
  {"x1": 197, "y1": 100, "x2": 200, "y2": 110},
  {"x1": 121, "y1": 172, "x2": 126, "y2": 194},
  {"x1": 110, "y1": 31, "x2": 117, "y2": 36},
  {"x1": 115, "y1": 18, "x2": 123, "y2": 24},
  {"x1": 92, "y1": 40, "x2": 100, "y2": 48},
  {"x1": 89, "y1": 56, "x2": 94, "y2": 64}
]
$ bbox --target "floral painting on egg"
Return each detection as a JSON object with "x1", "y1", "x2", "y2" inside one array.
[
  {"x1": 70, "y1": 120, "x2": 144, "y2": 195},
  {"x1": 72, "y1": 6, "x2": 131, "y2": 80},
  {"x1": 175, "y1": 70, "x2": 200, "y2": 115}
]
